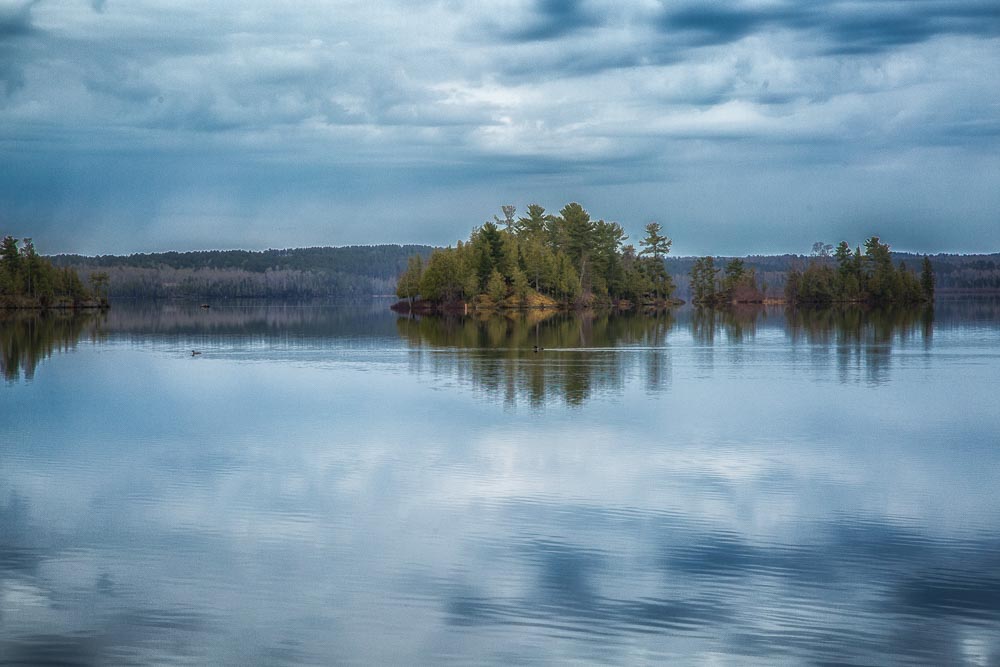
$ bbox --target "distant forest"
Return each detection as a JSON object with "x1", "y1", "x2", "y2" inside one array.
[
  {"x1": 43, "y1": 242, "x2": 1000, "y2": 301},
  {"x1": 51, "y1": 245, "x2": 434, "y2": 299}
]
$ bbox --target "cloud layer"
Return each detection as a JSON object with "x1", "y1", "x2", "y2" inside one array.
[{"x1": 0, "y1": 0, "x2": 998, "y2": 253}]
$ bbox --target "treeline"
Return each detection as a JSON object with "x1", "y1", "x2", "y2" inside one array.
[
  {"x1": 679, "y1": 237, "x2": 937, "y2": 306},
  {"x1": 60, "y1": 266, "x2": 398, "y2": 300},
  {"x1": 27, "y1": 224, "x2": 1000, "y2": 304},
  {"x1": 784, "y1": 237, "x2": 933, "y2": 305},
  {"x1": 663, "y1": 251, "x2": 1000, "y2": 298},
  {"x1": 1, "y1": 236, "x2": 104, "y2": 308},
  {"x1": 396, "y1": 203, "x2": 676, "y2": 310},
  {"x1": 920, "y1": 254, "x2": 1000, "y2": 291},
  {"x1": 51, "y1": 245, "x2": 433, "y2": 299},
  {"x1": 688, "y1": 257, "x2": 765, "y2": 306}
]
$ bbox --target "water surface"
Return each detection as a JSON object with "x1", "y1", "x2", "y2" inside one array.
[{"x1": 2, "y1": 300, "x2": 999, "y2": 664}]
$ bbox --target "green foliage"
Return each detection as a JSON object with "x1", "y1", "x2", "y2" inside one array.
[
  {"x1": 515, "y1": 204, "x2": 553, "y2": 238},
  {"x1": 1, "y1": 236, "x2": 21, "y2": 284},
  {"x1": 617, "y1": 246, "x2": 651, "y2": 302},
  {"x1": 494, "y1": 205, "x2": 517, "y2": 231},
  {"x1": 553, "y1": 253, "x2": 582, "y2": 302},
  {"x1": 921, "y1": 256, "x2": 935, "y2": 300},
  {"x1": 690, "y1": 257, "x2": 720, "y2": 305},
  {"x1": 690, "y1": 256, "x2": 762, "y2": 306},
  {"x1": 722, "y1": 259, "x2": 746, "y2": 292},
  {"x1": 472, "y1": 221, "x2": 506, "y2": 289},
  {"x1": 786, "y1": 236, "x2": 930, "y2": 306},
  {"x1": 0, "y1": 236, "x2": 96, "y2": 307},
  {"x1": 510, "y1": 266, "x2": 529, "y2": 301},
  {"x1": 396, "y1": 255, "x2": 423, "y2": 303},
  {"x1": 639, "y1": 222, "x2": 671, "y2": 259},
  {"x1": 398, "y1": 203, "x2": 674, "y2": 307},
  {"x1": 786, "y1": 263, "x2": 836, "y2": 305},
  {"x1": 419, "y1": 248, "x2": 465, "y2": 302},
  {"x1": 521, "y1": 235, "x2": 558, "y2": 291},
  {"x1": 486, "y1": 268, "x2": 507, "y2": 302},
  {"x1": 558, "y1": 203, "x2": 596, "y2": 287}
]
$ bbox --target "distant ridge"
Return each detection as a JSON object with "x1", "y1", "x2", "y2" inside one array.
[{"x1": 50, "y1": 245, "x2": 436, "y2": 299}]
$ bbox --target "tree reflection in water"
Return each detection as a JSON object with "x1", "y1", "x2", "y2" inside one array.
[
  {"x1": 396, "y1": 310, "x2": 677, "y2": 407},
  {"x1": 399, "y1": 302, "x2": 950, "y2": 404},
  {"x1": 4, "y1": 298, "x2": 989, "y2": 395},
  {"x1": 690, "y1": 305, "x2": 765, "y2": 345},
  {"x1": 785, "y1": 304, "x2": 935, "y2": 385},
  {"x1": 0, "y1": 311, "x2": 107, "y2": 382}
]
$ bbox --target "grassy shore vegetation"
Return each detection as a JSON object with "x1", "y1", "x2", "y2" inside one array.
[
  {"x1": 395, "y1": 203, "x2": 679, "y2": 312},
  {"x1": 784, "y1": 237, "x2": 934, "y2": 306},
  {"x1": 1, "y1": 236, "x2": 107, "y2": 309}
]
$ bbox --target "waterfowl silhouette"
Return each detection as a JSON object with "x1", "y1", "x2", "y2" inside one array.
[
  {"x1": 191, "y1": 350, "x2": 202, "y2": 356},
  {"x1": 533, "y1": 345, "x2": 543, "y2": 353}
]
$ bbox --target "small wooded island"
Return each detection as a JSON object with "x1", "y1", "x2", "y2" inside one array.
[
  {"x1": 393, "y1": 203, "x2": 680, "y2": 314},
  {"x1": 782, "y1": 238, "x2": 934, "y2": 306},
  {"x1": 392, "y1": 204, "x2": 935, "y2": 313},
  {"x1": 1, "y1": 236, "x2": 108, "y2": 310}
]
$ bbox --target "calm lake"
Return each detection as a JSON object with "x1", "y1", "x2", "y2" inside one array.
[{"x1": 2, "y1": 299, "x2": 999, "y2": 665}]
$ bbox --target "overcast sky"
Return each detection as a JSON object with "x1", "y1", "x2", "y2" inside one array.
[{"x1": 1, "y1": 0, "x2": 998, "y2": 255}]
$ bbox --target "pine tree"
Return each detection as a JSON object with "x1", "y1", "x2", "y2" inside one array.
[
  {"x1": 921, "y1": 256, "x2": 935, "y2": 300},
  {"x1": 639, "y1": 222, "x2": 671, "y2": 259}
]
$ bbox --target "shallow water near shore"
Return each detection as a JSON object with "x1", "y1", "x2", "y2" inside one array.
[{"x1": 2, "y1": 298, "x2": 999, "y2": 664}]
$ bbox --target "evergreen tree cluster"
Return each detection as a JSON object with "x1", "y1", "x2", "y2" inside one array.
[
  {"x1": 785, "y1": 237, "x2": 934, "y2": 305},
  {"x1": 396, "y1": 203, "x2": 675, "y2": 308},
  {"x1": 688, "y1": 257, "x2": 764, "y2": 306},
  {"x1": 1, "y1": 236, "x2": 103, "y2": 308}
]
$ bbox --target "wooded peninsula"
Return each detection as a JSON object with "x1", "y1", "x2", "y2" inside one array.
[{"x1": 1, "y1": 236, "x2": 107, "y2": 309}]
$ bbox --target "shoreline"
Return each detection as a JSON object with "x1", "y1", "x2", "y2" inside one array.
[
  {"x1": 390, "y1": 297, "x2": 686, "y2": 316},
  {"x1": 0, "y1": 298, "x2": 109, "y2": 311}
]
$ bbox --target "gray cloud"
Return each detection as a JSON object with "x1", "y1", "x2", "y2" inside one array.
[
  {"x1": 660, "y1": 1, "x2": 1000, "y2": 55},
  {"x1": 0, "y1": 0, "x2": 37, "y2": 38},
  {"x1": 0, "y1": 0, "x2": 39, "y2": 95},
  {"x1": 0, "y1": 1, "x2": 998, "y2": 253},
  {"x1": 501, "y1": 0, "x2": 602, "y2": 42}
]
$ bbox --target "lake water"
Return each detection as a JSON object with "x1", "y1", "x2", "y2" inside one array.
[{"x1": 2, "y1": 300, "x2": 999, "y2": 665}]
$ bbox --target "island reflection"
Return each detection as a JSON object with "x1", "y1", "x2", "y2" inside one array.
[
  {"x1": 4, "y1": 298, "x2": 992, "y2": 394},
  {"x1": 396, "y1": 302, "x2": 943, "y2": 405},
  {"x1": 785, "y1": 304, "x2": 935, "y2": 386},
  {"x1": 397, "y1": 310, "x2": 677, "y2": 406}
]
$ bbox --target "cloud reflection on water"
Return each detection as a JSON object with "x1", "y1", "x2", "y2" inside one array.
[{"x1": 1, "y1": 300, "x2": 998, "y2": 663}]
